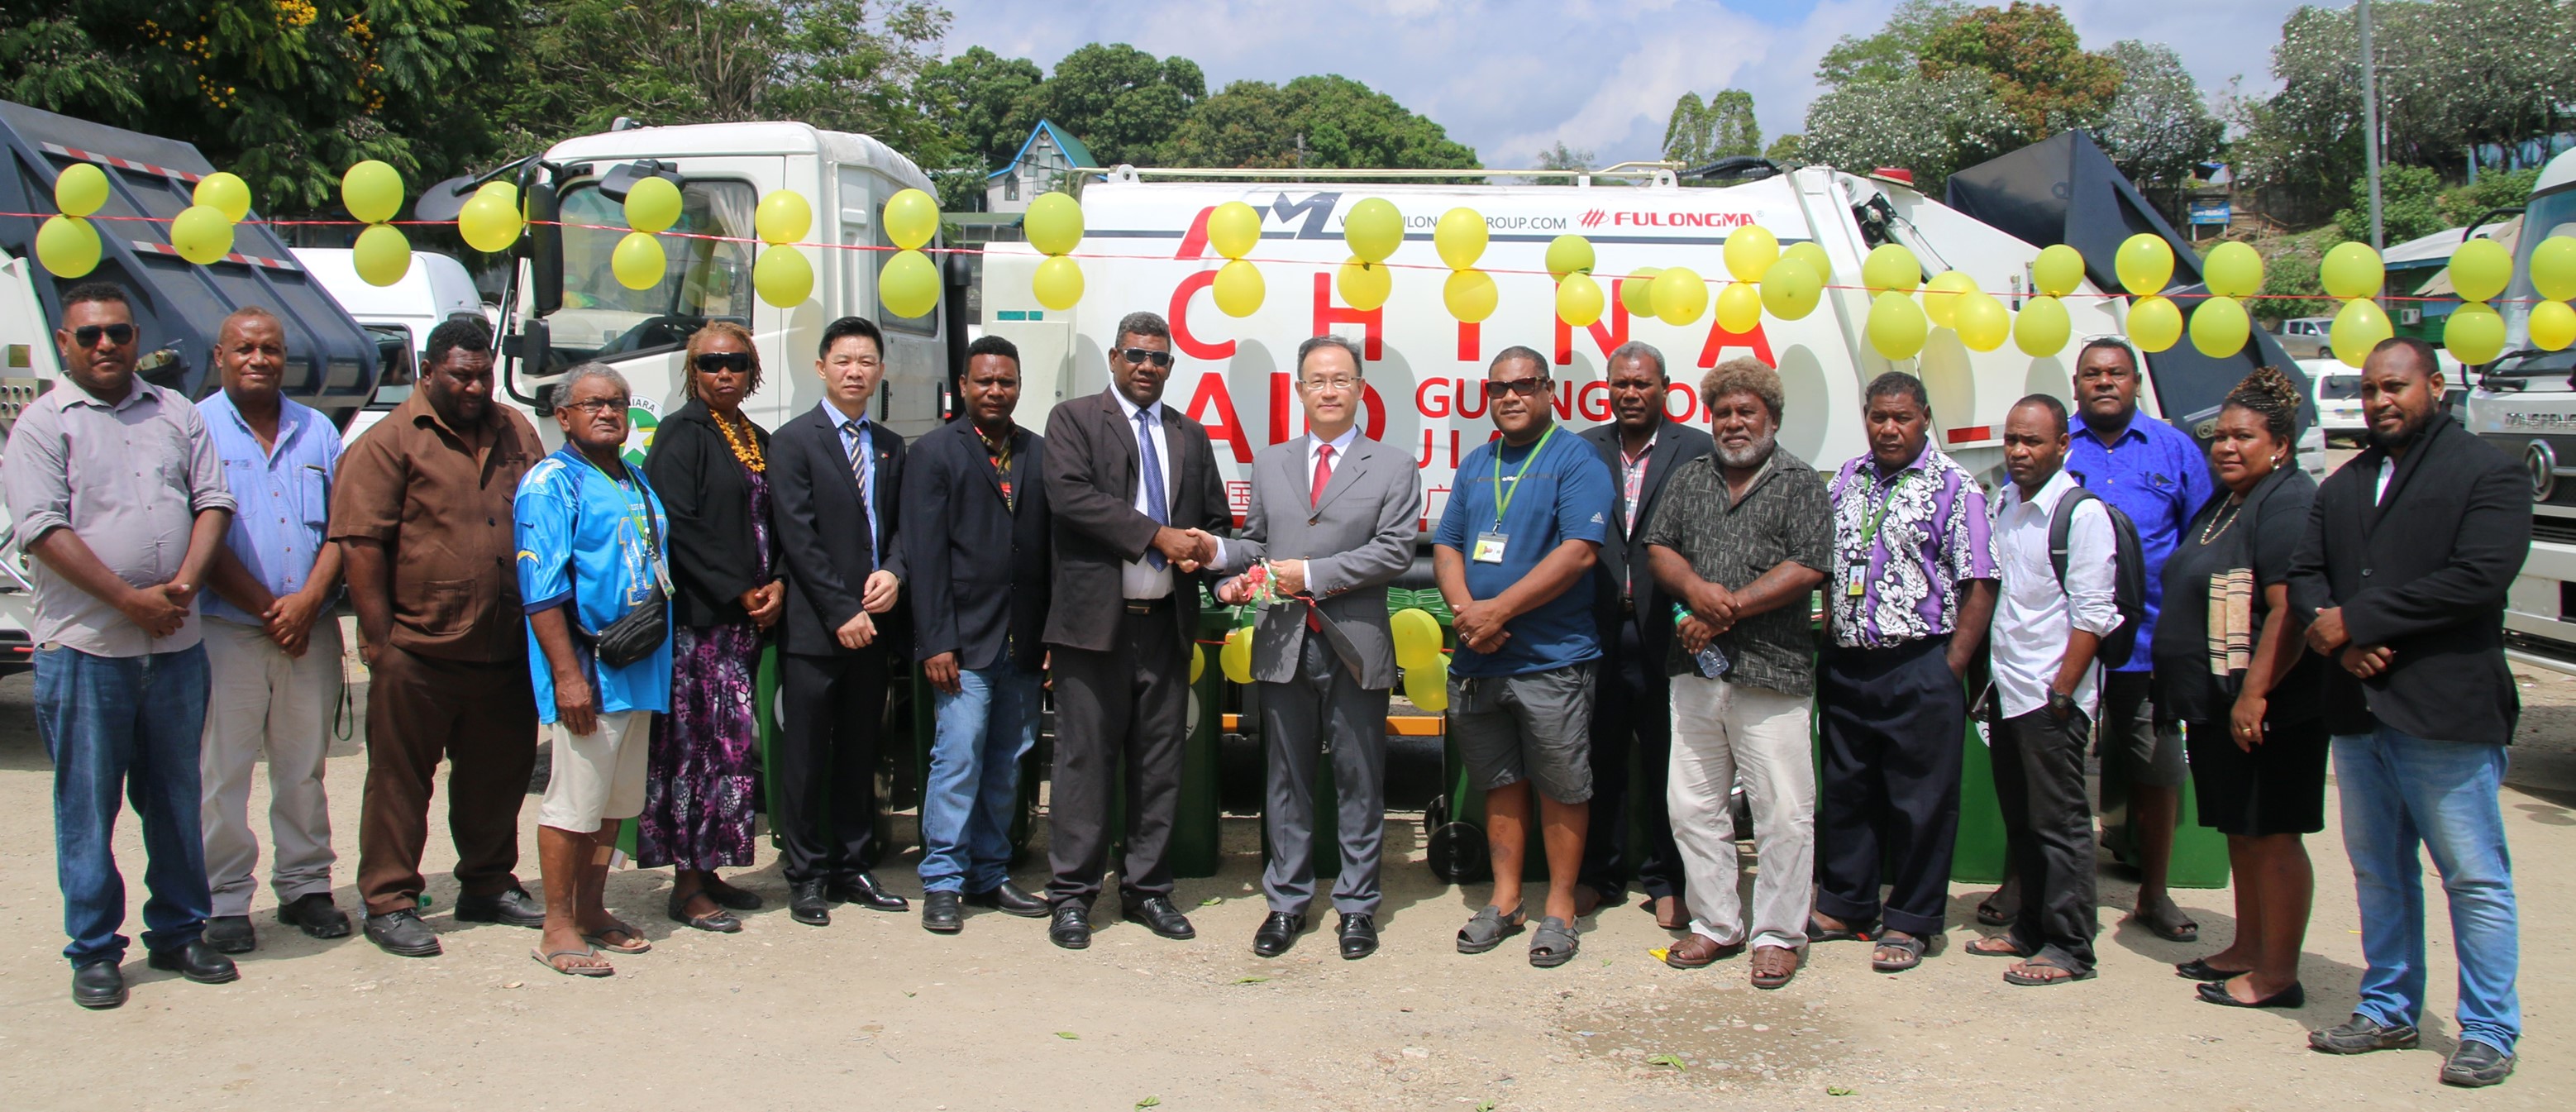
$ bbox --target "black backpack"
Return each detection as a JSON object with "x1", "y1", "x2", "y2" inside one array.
[{"x1": 2048, "y1": 485, "x2": 2148, "y2": 670}]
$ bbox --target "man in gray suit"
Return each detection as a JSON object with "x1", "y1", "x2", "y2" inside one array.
[{"x1": 1214, "y1": 335, "x2": 1421, "y2": 960}]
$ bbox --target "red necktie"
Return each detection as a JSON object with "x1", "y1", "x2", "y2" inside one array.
[{"x1": 1304, "y1": 444, "x2": 1334, "y2": 632}]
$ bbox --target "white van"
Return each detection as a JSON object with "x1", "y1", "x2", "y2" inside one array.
[
  {"x1": 293, "y1": 246, "x2": 491, "y2": 443},
  {"x1": 2304, "y1": 358, "x2": 2364, "y2": 437}
]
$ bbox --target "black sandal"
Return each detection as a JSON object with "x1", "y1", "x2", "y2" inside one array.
[
  {"x1": 1527, "y1": 917, "x2": 1581, "y2": 968},
  {"x1": 699, "y1": 875, "x2": 764, "y2": 912},
  {"x1": 668, "y1": 891, "x2": 742, "y2": 933},
  {"x1": 1808, "y1": 914, "x2": 1871, "y2": 943},
  {"x1": 1871, "y1": 933, "x2": 1925, "y2": 972},
  {"x1": 1456, "y1": 904, "x2": 1527, "y2": 954},
  {"x1": 2003, "y1": 957, "x2": 2097, "y2": 986}
]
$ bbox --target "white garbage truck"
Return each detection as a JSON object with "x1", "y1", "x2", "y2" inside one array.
[{"x1": 2462, "y1": 146, "x2": 2576, "y2": 671}]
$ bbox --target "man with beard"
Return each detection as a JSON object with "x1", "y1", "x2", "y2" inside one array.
[
  {"x1": 2288, "y1": 336, "x2": 2526, "y2": 1088},
  {"x1": 1641, "y1": 357, "x2": 1829, "y2": 989}
]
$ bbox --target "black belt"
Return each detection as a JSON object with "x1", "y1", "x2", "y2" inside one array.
[{"x1": 1123, "y1": 595, "x2": 1175, "y2": 614}]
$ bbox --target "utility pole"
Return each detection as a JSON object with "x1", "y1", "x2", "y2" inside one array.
[{"x1": 2359, "y1": 0, "x2": 2384, "y2": 253}]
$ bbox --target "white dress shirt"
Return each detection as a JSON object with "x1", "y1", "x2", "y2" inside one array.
[
  {"x1": 1991, "y1": 468, "x2": 2120, "y2": 720},
  {"x1": 817, "y1": 399, "x2": 880, "y2": 556},
  {"x1": 1295, "y1": 425, "x2": 1360, "y2": 594},
  {"x1": 1111, "y1": 389, "x2": 1181, "y2": 599}
]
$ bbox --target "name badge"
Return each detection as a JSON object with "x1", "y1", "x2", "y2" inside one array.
[
  {"x1": 1846, "y1": 579, "x2": 1866, "y2": 598},
  {"x1": 1472, "y1": 532, "x2": 1509, "y2": 564}
]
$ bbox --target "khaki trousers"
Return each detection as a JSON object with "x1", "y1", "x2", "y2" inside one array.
[
  {"x1": 198, "y1": 618, "x2": 343, "y2": 918},
  {"x1": 1667, "y1": 674, "x2": 1815, "y2": 952}
]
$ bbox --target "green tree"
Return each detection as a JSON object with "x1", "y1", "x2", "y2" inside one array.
[
  {"x1": 1532, "y1": 141, "x2": 1591, "y2": 185},
  {"x1": 2335, "y1": 163, "x2": 2446, "y2": 244},
  {"x1": 915, "y1": 45, "x2": 1045, "y2": 170},
  {"x1": 1799, "y1": 69, "x2": 2020, "y2": 190},
  {"x1": 1663, "y1": 88, "x2": 1759, "y2": 171},
  {"x1": 1918, "y1": 2, "x2": 2121, "y2": 141},
  {"x1": 1165, "y1": 74, "x2": 1473, "y2": 171},
  {"x1": 2440, "y1": 166, "x2": 2540, "y2": 228},
  {"x1": 1662, "y1": 92, "x2": 1710, "y2": 166},
  {"x1": 1815, "y1": 0, "x2": 1971, "y2": 87},
  {"x1": 1024, "y1": 42, "x2": 1203, "y2": 165},
  {"x1": 2095, "y1": 41, "x2": 2223, "y2": 193},
  {"x1": 1765, "y1": 133, "x2": 1806, "y2": 165}
]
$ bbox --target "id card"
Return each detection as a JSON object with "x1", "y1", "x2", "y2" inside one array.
[
  {"x1": 1472, "y1": 532, "x2": 1509, "y2": 564},
  {"x1": 1846, "y1": 579, "x2": 1865, "y2": 597}
]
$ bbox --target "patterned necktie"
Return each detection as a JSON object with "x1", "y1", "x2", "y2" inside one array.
[
  {"x1": 842, "y1": 419, "x2": 875, "y2": 564},
  {"x1": 1137, "y1": 407, "x2": 1169, "y2": 569},
  {"x1": 1311, "y1": 443, "x2": 1334, "y2": 508}
]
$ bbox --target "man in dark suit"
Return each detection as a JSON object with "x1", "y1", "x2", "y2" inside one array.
[
  {"x1": 1041, "y1": 310, "x2": 1229, "y2": 950},
  {"x1": 769, "y1": 316, "x2": 910, "y2": 927},
  {"x1": 2288, "y1": 336, "x2": 2526, "y2": 1088},
  {"x1": 903, "y1": 334, "x2": 1052, "y2": 933},
  {"x1": 1577, "y1": 341, "x2": 1713, "y2": 928}
]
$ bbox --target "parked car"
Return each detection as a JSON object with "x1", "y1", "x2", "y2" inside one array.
[
  {"x1": 2305, "y1": 358, "x2": 2364, "y2": 438},
  {"x1": 2275, "y1": 316, "x2": 2330, "y2": 360}
]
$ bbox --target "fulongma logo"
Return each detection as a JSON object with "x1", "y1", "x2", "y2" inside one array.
[{"x1": 1578, "y1": 210, "x2": 1759, "y2": 230}]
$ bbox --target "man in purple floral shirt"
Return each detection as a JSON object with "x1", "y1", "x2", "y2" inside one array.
[{"x1": 1808, "y1": 373, "x2": 1999, "y2": 974}]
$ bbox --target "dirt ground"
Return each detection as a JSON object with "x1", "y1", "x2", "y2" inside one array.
[{"x1": 0, "y1": 645, "x2": 2568, "y2": 1111}]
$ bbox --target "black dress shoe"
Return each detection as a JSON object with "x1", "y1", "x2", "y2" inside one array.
[
  {"x1": 700, "y1": 875, "x2": 765, "y2": 911},
  {"x1": 453, "y1": 886, "x2": 546, "y2": 928},
  {"x1": 1049, "y1": 904, "x2": 1092, "y2": 950},
  {"x1": 2197, "y1": 979, "x2": 2306, "y2": 1009},
  {"x1": 364, "y1": 909, "x2": 442, "y2": 957},
  {"x1": 1338, "y1": 913, "x2": 1380, "y2": 961},
  {"x1": 1252, "y1": 912, "x2": 1305, "y2": 957},
  {"x1": 145, "y1": 940, "x2": 241, "y2": 985},
  {"x1": 203, "y1": 914, "x2": 256, "y2": 954},
  {"x1": 966, "y1": 881, "x2": 1049, "y2": 918},
  {"x1": 278, "y1": 893, "x2": 351, "y2": 939},
  {"x1": 72, "y1": 961, "x2": 126, "y2": 1009},
  {"x1": 827, "y1": 872, "x2": 909, "y2": 913},
  {"x1": 923, "y1": 891, "x2": 964, "y2": 933},
  {"x1": 1122, "y1": 895, "x2": 1195, "y2": 940},
  {"x1": 789, "y1": 880, "x2": 832, "y2": 927}
]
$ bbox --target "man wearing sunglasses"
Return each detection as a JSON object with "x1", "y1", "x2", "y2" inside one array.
[
  {"x1": 1040, "y1": 311, "x2": 1230, "y2": 949},
  {"x1": 7, "y1": 283, "x2": 238, "y2": 1007}
]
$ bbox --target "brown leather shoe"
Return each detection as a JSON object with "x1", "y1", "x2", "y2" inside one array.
[
  {"x1": 1751, "y1": 944, "x2": 1801, "y2": 989},
  {"x1": 1662, "y1": 933, "x2": 1743, "y2": 969},
  {"x1": 1652, "y1": 895, "x2": 1687, "y2": 930}
]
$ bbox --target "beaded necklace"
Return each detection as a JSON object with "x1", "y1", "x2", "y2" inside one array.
[{"x1": 713, "y1": 408, "x2": 765, "y2": 473}]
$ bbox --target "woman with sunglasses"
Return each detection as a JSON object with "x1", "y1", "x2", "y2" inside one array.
[{"x1": 637, "y1": 322, "x2": 786, "y2": 932}]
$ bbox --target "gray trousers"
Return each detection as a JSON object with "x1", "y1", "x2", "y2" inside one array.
[
  {"x1": 198, "y1": 618, "x2": 341, "y2": 918},
  {"x1": 1257, "y1": 632, "x2": 1389, "y2": 917}
]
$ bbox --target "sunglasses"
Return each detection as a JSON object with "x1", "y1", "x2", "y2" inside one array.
[
  {"x1": 1483, "y1": 378, "x2": 1550, "y2": 399},
  {"x1": 1119, "y1": 347, "x2": 1173, "y2": 368},
  {"x1": 73, "y1": 323, "x2": 136, "y2": 348},
  {"x1": 694, "y1": 351, "x2": 753, "y2": 375}
]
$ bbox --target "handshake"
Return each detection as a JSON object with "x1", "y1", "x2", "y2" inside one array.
[{"x1": 1152, "y1": 526, "x2": 1222, "y2": 573}]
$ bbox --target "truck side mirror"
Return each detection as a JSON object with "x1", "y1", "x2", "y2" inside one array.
[{"x1": 527, "y1": 182, "x2": 562, "y2": 315}]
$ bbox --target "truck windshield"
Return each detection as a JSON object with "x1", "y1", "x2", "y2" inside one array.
[
  {"x1": 550, "y1": 178, "x2": 758, "y2": 363},
  {"x1": 2316, "y1": 375, "x2": 2360, "y2": 400},
  {"x1": 2486, "y1": 349, "x2": 2576, "y2": 391}
]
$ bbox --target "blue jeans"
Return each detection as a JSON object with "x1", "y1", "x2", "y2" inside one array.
[
  {"x1": 35, "y1": 644, "x2": 213, "y2": 966},
  {"x1": 917, "y1": 666, "x2": 1042, "y2": 894},
  {"x1": 2333, "y1": 724, "x2": 2521, "y2": 1054}
]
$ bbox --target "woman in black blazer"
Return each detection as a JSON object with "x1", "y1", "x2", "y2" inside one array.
[{"x1": 636, "y1": 322, "x2": 784, "y2": 932}]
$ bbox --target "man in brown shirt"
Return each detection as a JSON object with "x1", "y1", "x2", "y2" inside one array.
[{"x1": 330, "y1": 319, "x2": 544, "y2": 957}]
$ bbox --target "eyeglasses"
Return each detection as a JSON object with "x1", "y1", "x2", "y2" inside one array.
[
  {"x1": 1119, "y1": 347, "x2": 1173, "y2": 368},
  {"x1": 1299, "y1": 376, "x2": 1361, "y2": 392},
  {"x1": 694, "y1": 351, "x2": 752, "y2": 375},
  {"x1": 1483, "y1": 378, "x2": 1549, "y2": 399},
  {"x1": 73, "y1": 324, "x2": 136, "y2": 348},
  {"x1": 562, "y1": 396, "x2": 631, "y2": 416}
]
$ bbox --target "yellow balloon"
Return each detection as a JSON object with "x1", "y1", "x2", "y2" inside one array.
[
  {"x1": 754, "y1": 246, "x2": 813, "y2": 308},
  {"x1": 1033, "y1": 255, "x2": 1083, "y2": 311},
  {"x1": 458, "y1": 192, "x2": 523, "y2": 253},
  {"x1": 1434, "y1": 208, "x2": 1488, "y2": 270},
  {"x1": 55, "y1": 163, "x2": 109, "y2": 217},
  {"x1": 475, "y1": 179, "x2": 519, "y2": 208},
  {"x1": 1922, "y1": 270, "x2": 1977, "y2": 328},
  {"x1": 1866, "y1": 291, "x2": 1929, "y2": 360},
  {"x1": 625, "y1": 175, "x2": 683, "y2": 236},
  {"x1": 2116, "y1": 234, "x2": 2174, "y2": 295},
  {"x1": 1220, "y1": 626, "x2": 1255, "y2": 685},
  {"x1": 2531, "y1": 299, "x2": 2576, "y2": 351},
  {"x1": 1338, "y1": 258, "x2": 1392, "y2": 312},
  {"x1": 1213, "y1": 259, "x2": 1264, "y2": 317},
  {"x1": 2330, "y1": 297, "x2": 2392, "y2": 367},
  {"x1": 1781, "y1": 241, "x2": 1832, "y2": 281},
  {"x1": 2531, "y1": 236, "x2": 2576, "y2": 303},
  {"x1": 1190, "y1": 644, "x2": 1206, "y2": 685},
  {"x1": 1619, "y1": 269, "x2": 1662, "y2": 317},
  {"x1": 1760, "y1": 257, "x2": 1823, "y2": 320},
  {"x1": 1558, "y1": 272, "x2": 1605, "y2": 327},
  {"x1": 1545, "y1": 234, "x2": 1595, "y2": 280},
  {"x1": 353, "y1": 223, "x2": 413, "y2": 288},
  {"x1": 883, "y1": 188, "x2": 938, "y2": 251},
  {"x1": 879, "y1": 249, "x2": 940, "y2": 317},
  {"x1": 756, "y1": 190, "x2": 812, "y2": 246},
  {"x1": 1724, "y1": 225, "x2": 1779, "y2": 283},
  {"x1": 170, "y1": 204, "x2": 233, "y2": 265},
  {"x1": 1443, "y1": 268, "x2": 1498, "y2": 323},
  {"x1": 1025, "y1": 192, "x2": 1083, "y2": 255},
  {"x1": 1403, "y1": 653, "x2": 1450, "y2": 713},
  {"x1": 2448, "y1": 238, "x2": 2512, "y2": 304},
  {"x1": 1715, "y1": 281, "x2": 1763, "y2": 333},
  {"x1": 609, "y1": 230, "x2": 663, "y2": 290},
  {"x1": 1207, "y1": 201, "x2": 1262, "y2": 260},
  {"x1": 2444, "y1": 301, "x2": 2506, "y2": 365},
  {"x1": 35, "y1": 215, "x2": 100, "y2": 278},
  {"x1": 1650, "y1": 266, "x2": 1707, "y2": 327},
  {"x1": 341, "y1": 160, "x2": 403, "y2": 225},
  {"x1": 193, "y1": 172, "x2": 252, "y2": 223},
  {"x1": 1343, "y1": 198, "x2": 1403, "y2": 264},
  {"x1": 1391, "y1": 608, "x2": 1442, "y2": 669},
  {"x1": 2032, "y1": 243, "x2": 2086, "y2": 298},
  {"x1": 2128, "y1": 295, "x2": 2183, "y2": 353},
  {"x1": 2015, "y1": 294, "x2": 2072, "y2": 356},
  {"x1": 1862, "y1": 243, "x2": 1920, "y2": 294},
  {"x1": 2321, "y1": 241, "x2": 2384, "y2": 301},
  {"x1": 1954, "y1": 290, "x2": 2009, "y2": 351},
  {"x1": 2188, "y1": 295, "x2": 2249, "y2": 358},
  {"x1": 2202, "y1": 241, "x2": 2263, "y2": 299}
]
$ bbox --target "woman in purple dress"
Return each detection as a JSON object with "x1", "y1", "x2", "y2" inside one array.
[{"x1": 638, "y1": 322, "x2": 782, "y2": 931}]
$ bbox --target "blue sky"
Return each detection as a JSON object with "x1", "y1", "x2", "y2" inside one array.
[{"x1": 942, "y1": 0, "x2": 2317, "y2": 168}]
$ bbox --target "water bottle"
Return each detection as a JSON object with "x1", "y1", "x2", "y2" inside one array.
[{"x1": 1672, "y1": 604, "x2": 1729, "y2": 678}]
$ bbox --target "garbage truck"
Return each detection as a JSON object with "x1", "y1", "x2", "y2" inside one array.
[{"x1": 2461, "y1": 145, "x2": 2576, "y2": 672}]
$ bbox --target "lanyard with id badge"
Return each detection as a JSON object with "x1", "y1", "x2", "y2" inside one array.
[
  {"x1": 1846, "y1": 465, "x2": 1916, "y2": 599},
  {"x1": 1473, "y1": 426, "x2": 1557, "y2": 564}
]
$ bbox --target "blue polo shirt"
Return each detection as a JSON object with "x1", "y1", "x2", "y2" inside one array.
[
  {"x1": 1434, "y1": 425, "x2": 1615, "y2": 678},
  {"x1": 515, "y1": 447, "x2": 673, "y2": 721},
  {"x1": 198, "y1": 392, "x2": 341, "y2": 627},
  {"x1": 2065, "y1": 408, "x2": 2215, "y2": 673}
]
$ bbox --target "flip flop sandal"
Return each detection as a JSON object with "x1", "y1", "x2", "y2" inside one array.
[
  {"x1": 584, "y1": 923, "x2": 652, "y2": 954},
  {"x1": 2003, "y1": 958, "x2": 2098, "y2": 986},
  {"x1": 2129, "y1": 907, "x2": 2201, "y2": 943},
  {"x1": 1870, "y1": 934, "x2": 1925, "y2": 973},
  {"x1": 1975, "y1": 900, "x2": 2015, "y2": 928},
  {"x1": 1456, "y1": 904, "x2": 1527, "y2": 954},
  {"x1": 1808, "y1": 915, "x2": 1872, "y2": 944},
  {"x1": 1528, "y1": 917, "x2": 1581, "y2": 968},
  {"x1": 533, "y1": 947, "x2": 613, "y2": 977},
  {"x1": 1965, "y1": 935, "x2": 2033, "y2": 958}
]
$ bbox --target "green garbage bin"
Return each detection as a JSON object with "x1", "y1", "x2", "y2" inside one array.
[
  {"x1": 1951, "y1": 713, "x2": 2010, "y2": 885},
  {"x1": 2098, "y1": 721, "x2": 2230, "y2": 889}
]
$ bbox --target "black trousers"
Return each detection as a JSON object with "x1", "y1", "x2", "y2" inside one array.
[
  {"x1": 775, "y1": 648, "x2": 890, "y2": 885},
  {"x1": 1992, "y1": 704, "x2": 2098, "y2": 970},
  {"x1": 1815, "y1": 635, "x2": 1964, "y2": 938},
  {"x1": 1046, "y1": 607, "x2": 1189, "y2": 909},
  {"x1": 1579, "y1": 617, "x2": 1683, "y2": 902}
]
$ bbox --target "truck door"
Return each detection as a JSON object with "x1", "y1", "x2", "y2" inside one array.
[{"x1": 837, "y1": 166, "x2": 942, "y2": 439}]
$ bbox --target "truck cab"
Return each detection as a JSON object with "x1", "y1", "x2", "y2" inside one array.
[{"x1": 2463, "y1": 146, "x2": 2576, "y2": 671}]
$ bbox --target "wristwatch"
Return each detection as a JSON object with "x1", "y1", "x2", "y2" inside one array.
[{"x1": 2047, "y1": 690, "x2": 2079, "y2": 719}]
